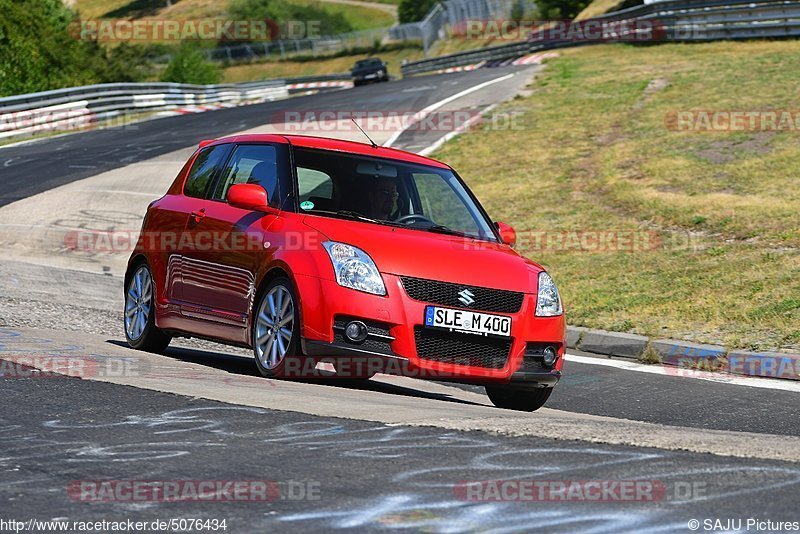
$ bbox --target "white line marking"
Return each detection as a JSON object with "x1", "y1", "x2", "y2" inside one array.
[
  {"x1": 418, "y1": 104, "x2": 498, "y2": 157},
  {"x1": 565, "y1": 352, "x2": 800, "y2": 392},
  {"x1": 383, "y1": 73, "x2": 515, "y2": 148}
]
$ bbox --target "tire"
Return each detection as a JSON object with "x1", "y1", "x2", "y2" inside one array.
[
  {"x1": 124, "y1": 262, "x2": 171, "y2": 353},
  {"x1": 485, "y1": 386, "x2": 553, "y2": 412},
  {"x1": 253, "y1": 277, "x2": 300, "y2": 378}
]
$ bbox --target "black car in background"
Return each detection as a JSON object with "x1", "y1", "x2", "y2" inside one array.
[{"x1": 351, "y1": 58, "x2": 389, "y2": 86}]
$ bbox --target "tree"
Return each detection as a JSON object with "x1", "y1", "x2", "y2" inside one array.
[
  {"x1": 398, "y1": 0, "x2": 437, "y2": 24},
  {"x1": 160, "y1": 43, "x2": 221, "y2": 85},
  {"x1": 535, "y1": 0, "x2": 590, "y2": 19}
]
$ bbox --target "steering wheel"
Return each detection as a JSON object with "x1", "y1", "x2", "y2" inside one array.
[{"x1": 394, "y1": 214, "x2": 435, "y2": 226}]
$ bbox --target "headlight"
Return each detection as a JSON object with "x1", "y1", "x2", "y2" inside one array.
[
  {"x1": 535, "y1": 271, "x2": 562, "y2": 316},
  {"x1": 323, "y1": 242, "x2": 386, "y2": 296}
]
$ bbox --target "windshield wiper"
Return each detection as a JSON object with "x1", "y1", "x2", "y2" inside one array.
[
  {"x1": 311, "y1": 210, "x2": 391, "y2": 226},
  {"x1": 424, "y1": 225, "x2": 474, "y2": 239}
]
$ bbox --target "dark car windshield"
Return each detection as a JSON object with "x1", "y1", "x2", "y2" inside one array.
[
  {"x1": 354, "y1": 59, "x2": 381, "y2": 68},
  {"x1": 292, "y1": 147, "x2": 497, "y2": 241}
]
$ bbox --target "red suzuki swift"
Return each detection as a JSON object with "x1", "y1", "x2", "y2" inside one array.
[{"x1": 124, "y1": 134, "x2": 565, "y2": 411}]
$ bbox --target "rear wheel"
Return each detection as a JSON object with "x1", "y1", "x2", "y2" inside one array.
[
  {"x1": 124, "y1": 263, "x2": 171, "y2": 353},
  {"x1": 253, "y1": 277, "x2": 299, "y2": 378},
  {"x1": 485, "y1": 386, "x2": 552, "y2": 412}
]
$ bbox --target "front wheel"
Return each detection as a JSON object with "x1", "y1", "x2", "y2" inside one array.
[
  {"x1": 485, "y1": 386, "x2": 553, "y2": 412},
  {"x1": 124, "y1": 262, "x2": 171, "y2": 353},
  {"x1": 253, "y1": 277, "x2": 300, "y2": 378}
]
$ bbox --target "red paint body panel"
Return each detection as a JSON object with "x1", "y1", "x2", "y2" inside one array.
[{"x1": 128, "y1": 134, "x2": 566, "y2": 384}]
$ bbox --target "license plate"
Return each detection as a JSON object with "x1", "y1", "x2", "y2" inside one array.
[{"x1": 424, "y1": 306, "x2": 512, "y2": 337}]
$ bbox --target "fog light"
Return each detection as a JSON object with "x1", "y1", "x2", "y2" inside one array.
[
  {"x1": 542, "y1": 346, "x2": 558, "y2": 367},
  {"x1": 344, "y1": 321, "x2": 368, "y2": 343}
]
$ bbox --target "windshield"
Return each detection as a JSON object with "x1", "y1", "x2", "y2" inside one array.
[
  {"x1": 354, "y1": 59, "x2": 380, "y2": 68},
  {"x1": 292, "y1": 147, "x2": 498, "y2": 241}
]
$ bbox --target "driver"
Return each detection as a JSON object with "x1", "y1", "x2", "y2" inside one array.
[{"x1": 366, "y1": 177, "x2": 399, "y2": 220}]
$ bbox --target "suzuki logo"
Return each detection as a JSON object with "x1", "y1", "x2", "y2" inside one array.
[{"x1": 458, "y1": 289, "x2": 475, "y2": 306}]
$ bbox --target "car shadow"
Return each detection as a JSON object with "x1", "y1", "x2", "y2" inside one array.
[{"x1": 106, "y1": 340, "x2": 485, "y2": 407}]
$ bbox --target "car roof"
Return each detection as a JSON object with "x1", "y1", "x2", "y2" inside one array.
[{"x1": 209, "y1": 133, "x2": 451, "y2": 169}]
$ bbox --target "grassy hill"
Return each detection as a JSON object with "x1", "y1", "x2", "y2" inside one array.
[
  {"x1": 74, "y1": 0, "x2": 396, "y2": 31},
  {"x1": 434, "y1": 40, "x2": 800, "y2": 352}
]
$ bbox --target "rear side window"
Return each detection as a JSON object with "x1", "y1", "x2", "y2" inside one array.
[{"x1": 184, "y1": 145, "x2": 229, "y2": 198}]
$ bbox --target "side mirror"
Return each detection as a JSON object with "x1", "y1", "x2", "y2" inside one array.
[
  {"x1": 495, "y1": 221, "x2": 517, "y2": 247},
  {"x1": 228, "y1": 183, "x2": 269, "y2": 211}
]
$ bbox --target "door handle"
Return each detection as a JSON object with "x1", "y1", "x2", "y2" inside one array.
[{"x1": 191, "y1": 209, "x2": 206, "y2": 222}]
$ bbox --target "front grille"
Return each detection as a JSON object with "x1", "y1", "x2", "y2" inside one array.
[
  {"x1": 414, "y1": 327, "x2": 511, "y2": 369},
  {"x1": 401, "y1": 276, "x2": 524, "y2": 313}
]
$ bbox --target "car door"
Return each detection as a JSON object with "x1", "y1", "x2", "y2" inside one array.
[
  {"x1": 166, "y1": 143, "x2": 231, "y2": 303},
  {"x1": 178, "y1": 141, "x2": 291, "y2": 338}
]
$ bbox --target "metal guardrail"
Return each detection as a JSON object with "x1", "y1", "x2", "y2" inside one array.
[
  {"x1": 400, "y1": 0, "x2": 800, "y2": 75},
  {"x1": 0, "y1": 74, "x2": 352, "y2": 142},
  {"x1": 390, "y1": 0, "x2": 528, "y2": 55},
  {"x1": 204, "y1": 28, "x2": 392, "y2": 63}
]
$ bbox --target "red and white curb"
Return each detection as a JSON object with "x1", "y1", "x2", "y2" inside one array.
[
  {"x1": 432, "y1": 61, "x2": 486, "y2": 75},
  {"x1": 286, "y1": 81, "x2": 353, "y2": 90},
  {"x1": 428, "y1": 52, "x2": 558, "y2": 76},
  {"x1": 511, "y1": 51, "x2": 560, "y2": 65},
  {"x1": 172, "y1": 103, "x2": 237, "y2": 115}
]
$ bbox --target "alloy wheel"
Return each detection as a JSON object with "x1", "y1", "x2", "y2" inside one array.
[
  {"x1": 125, "y1": 265, "x2": 153, "y2": 341},
  {"x1": 254, "y1": 285, "x2": 295, "y2": 370}
]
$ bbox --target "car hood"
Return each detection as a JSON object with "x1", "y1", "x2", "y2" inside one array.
[{"x1": 302, "y1": 216, "x2": 541, "y2": 292}]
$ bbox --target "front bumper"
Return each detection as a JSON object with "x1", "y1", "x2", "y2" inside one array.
[{"x1": 293, "y1": 272, "x2": 565, "y2": 386}]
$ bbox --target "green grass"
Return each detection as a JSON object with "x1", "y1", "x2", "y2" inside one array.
[
  {"x1": 433, "y1": 40, "x2": 800, "y2": 353},
  {"x1": 288, "y1": 0, "x2": 394, "y2": 31}
]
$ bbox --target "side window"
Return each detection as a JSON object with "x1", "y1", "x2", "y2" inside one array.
[
  {"x1": 298, "y1": 168, "x2": 333, "y2": 202},
  {"x1": 412, "y1": 173, "x2": 480, "y2": 233},
  {"x1": 184, "y1": 145, "x2": 229, "y2": 199},
  {"x1": 213, "y1": 144, "x2": 283, "y2": 208}
]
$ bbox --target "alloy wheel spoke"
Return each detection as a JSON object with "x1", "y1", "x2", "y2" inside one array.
[
  {"x1": 279, "y1": 293, "x2": 291, "y2": 318},
  {"x1": 275, "y1": 290, "x2": 284, "y2": 319},
  {"x1": 270, "y1": 337, "x2": 278, "y2": 365},
  {"x1": 279, "y1": 327, "x2": 292, "y2": 342},
  {"x1": 262, "y1": 337, "x2": 272, "y2": 362},
  {"x1": 258, "y1": 311, "x2": 274, "y2": 327}
]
